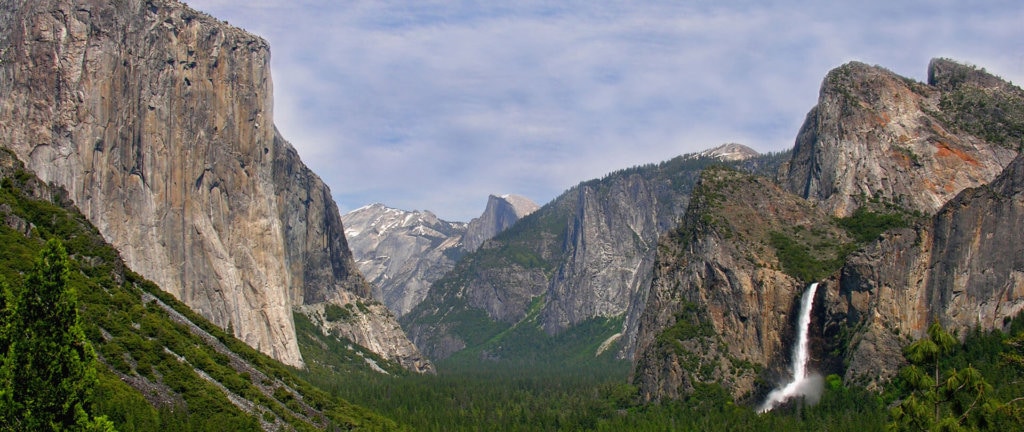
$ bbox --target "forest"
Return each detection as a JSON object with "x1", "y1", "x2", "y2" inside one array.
[
  {"x1": 305, "y1": 316, "x2": 1024, "y2": 431},
  {"x1": 1, "y1": 144, "x2": 1022, "y2": 430}
]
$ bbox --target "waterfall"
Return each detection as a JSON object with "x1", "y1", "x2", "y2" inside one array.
[{"x1": 759, "y1": 282, "x2": 823, "y2": 413}]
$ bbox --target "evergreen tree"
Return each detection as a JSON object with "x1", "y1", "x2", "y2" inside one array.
[
  {"x1": 0, "y1": 239, "x2": 106, "y2": 430},
  {"x1": 0, "y1": 277, "x2": 11, "y2": 420},
  {"x1": 889, "y1": 322, "x2": 995, "y2": 431}
]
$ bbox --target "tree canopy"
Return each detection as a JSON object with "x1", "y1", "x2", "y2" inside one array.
[{"x1": 0, "y1": 239, "x2": 113, "y2": 431}]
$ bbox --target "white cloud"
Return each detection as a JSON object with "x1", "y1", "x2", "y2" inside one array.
[{"x1": 185, "y1": 0, "x2": 1024, "y2": 220}]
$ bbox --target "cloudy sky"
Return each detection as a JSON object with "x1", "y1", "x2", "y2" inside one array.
[{"x1": 185, "y1": 0, "x2": 1023, "y2": 221}]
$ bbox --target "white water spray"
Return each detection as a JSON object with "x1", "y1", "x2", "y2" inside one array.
[{"x1": 759, "y1": 282, "x2": 823, "y2": 413}]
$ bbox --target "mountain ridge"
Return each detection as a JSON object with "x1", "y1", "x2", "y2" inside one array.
[
  {"x1": 341, "y1": 194, "x2": 538, "y2": 317},
  {"x1": 633, "y1": 58, "x2": 1024, "y2": 402},
  {"x1": 401, "y1": 145, "x2": 787, "y2": 363}
]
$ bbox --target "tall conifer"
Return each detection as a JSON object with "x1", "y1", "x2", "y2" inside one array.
[{"x1": 1, "y1": 239, "x2": 97, "y2": 430}]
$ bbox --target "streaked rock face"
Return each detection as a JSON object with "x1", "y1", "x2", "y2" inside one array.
[
  {"x1": 633, "y1": 167, "x2": 846, "y2": 401},
  {"x1": 785, "y1": 61, "x2": 1018, "y2": 217},
  {"x1": 0, "y1": 0, "x2": 428, "y2": 371},
  {"x1": 827, "y1": 153, "x2": 1024, "y2": 389},
  {"x1": 634, "y1": 60, "x2": 1023, "y2": 402}
]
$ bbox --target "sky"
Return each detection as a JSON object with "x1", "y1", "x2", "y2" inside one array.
[{"x1": 184, "y1": 1, "x2": 1024, "y2": 221}]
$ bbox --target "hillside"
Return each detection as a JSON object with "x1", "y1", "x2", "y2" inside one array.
[
  {"x1": 0, "y1": 0, "x2": 427, "y2": 372},
  {"x1": 635, "y1": 59, "x2": 1024, "y2": 403},
  {"x1": 402, "y1": 147, "x2": 789, "y2": 364},
  {"x1": 0, "y1": 148, "x2": 401, "y2": 430}
]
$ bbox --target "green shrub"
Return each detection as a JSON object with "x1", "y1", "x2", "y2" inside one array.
[
  {"x1": 324, "y1": 303, "x2": 353, "y2": 322},
  {"x1": 836, "y1": 207, "x2": 907, "y2": 243}
]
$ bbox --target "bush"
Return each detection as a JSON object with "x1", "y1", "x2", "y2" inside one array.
[
  {"x1": 324, "y1": 303, "x2": 352, "y2": 322},
  {"x1": 836, "y1": 207, "x2": 907, "y2": 243}
]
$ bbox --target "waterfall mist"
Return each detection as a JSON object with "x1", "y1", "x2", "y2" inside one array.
[{"x1": 759, "y1": 282, "x2": 823, "y2": 413}]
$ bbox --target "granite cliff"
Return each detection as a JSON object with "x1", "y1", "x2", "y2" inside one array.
[
  {"x1": 0, "y1": 147, "x2": 399, "y2": 430},
  {"x1": 462, "y1": 194, "x2": 539, "y2": 252},
  {"x1": 784, "y1": 60, "x2": 1019, "y2": 217},
  {"x1": 826, "y1": 152, "x2": 1024, "y2": 389},
  {"x1": 634, "y1": 59, "x2": 1023, "y2": 402},
  {"x1": 0, "y1": 0, "x2": 428, "y2": 371},
  {"x1": 403, "y1": 146, "x2": 777, "y2": 362},
  {"x1": 632, "y1": 166, "x2": 850, "y2": 401}
]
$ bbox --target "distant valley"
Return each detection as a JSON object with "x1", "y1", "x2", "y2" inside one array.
[{"x1": 2, "y1": 0, "x2": 1023, "y2": 430}]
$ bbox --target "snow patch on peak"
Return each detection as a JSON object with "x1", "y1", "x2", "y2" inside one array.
[{"x1": 693, "y1": 143, "x2": 760, "y2": 161}]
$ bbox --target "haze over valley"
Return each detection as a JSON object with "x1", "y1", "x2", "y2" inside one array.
[{"x1": 1, "y1": 1, "x2": 1023, "y2": 430}]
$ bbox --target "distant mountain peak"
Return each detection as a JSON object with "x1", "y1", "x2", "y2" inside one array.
[
  {"x1": 463, "y1": 194, "x2": 540, "y2": 252},
  {"x1": 695, "y1": 143, "x2": 760, "y2": 161},
  {"x1": 342, "y1": 193, "x2": 537, "y2": 316}
]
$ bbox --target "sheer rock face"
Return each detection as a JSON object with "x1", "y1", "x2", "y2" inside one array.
[
  {"x1": 0, "y1": 0, "x2": 426, "y2": 370},
  {"x1": 342, "y1": 204, "x2": 468, "y2": 317},
  {"x1": 785, "y1": 61, "x2": 1018, "y2": 217},
  {"x1": 462, "y1": 194, "x2": 539, "y2": 252},
  {"x1": 635, "y1": 60, "x2": 1024, "y2": 402},
  {"x1": 632, "y1": 168, "x2": 846, "y2": 401},
  {"x1": 404, "y1": 163, "x2": 704, "y2": 361},
  {"x1": 541, "y1": 174, "x2": 675, "y2": 338},
  {"x1": 826, "y1": 153, "x2": 1024, "y2": 388}
]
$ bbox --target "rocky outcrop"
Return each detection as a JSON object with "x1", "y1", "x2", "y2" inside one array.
[
  {"x1": 402, "y1": 150, "x2": 767, "y2": 361},
  {"x1": 788, "y1": 59, "x2": 1024, "y2": 388},
  {"x1": 635, "y1": 60, "x2": 1024, "y2": 403},
  {"x1": 632, "y1": 167, "x2": 849, "y2": 401},
  {"x1": 462, "y1": 194, "x2": 539, "y2": 252},
  {"x1": 785, "y1": 61, "x2": 1018, "y2": 217},
  {"x1": 825, "y1": 153, "x2": 1024, "y2": 388},
  {"x1": 342, "y1": 204, "x2": 467, "y2": 317},
  {"x1": 297, "y1": 294, "x2": 435, "y2": 374},
  {"x1": 0, "y1": 0, "x2": 426, "y2": 371}
]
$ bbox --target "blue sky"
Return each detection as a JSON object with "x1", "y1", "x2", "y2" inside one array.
[{"x1": 185, "y1": 1, "x2": 1024, "y2": 221}]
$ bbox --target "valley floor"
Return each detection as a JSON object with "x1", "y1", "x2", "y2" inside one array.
[{"x1": 298, "y1": 316, "x2": 1024, "y2": 432}]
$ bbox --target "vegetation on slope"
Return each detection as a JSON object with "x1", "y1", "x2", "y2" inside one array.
[
  {"x1": 311, "y1": 313, "x2": 1024, "y2": 431},
  {"x1": 930, "y1": 59, "x2": 1024, "y2": 151},
  {"x1": 404, "y1": 151, "x2": 789, "y2": 364},
  {"x1": 1, "y1": 239, "x2": 116, "y2": 430},
  {"x1": 0, "y1": 149, "x2": 397, "y2": 431}
]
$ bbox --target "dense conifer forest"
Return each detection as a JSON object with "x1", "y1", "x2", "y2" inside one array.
[{"x1": 303, "y1": 317, "x2": 1024, "y2": 431}]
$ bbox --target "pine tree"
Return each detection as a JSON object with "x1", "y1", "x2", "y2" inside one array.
[
  {"x1": 0, "y1": 277, "x2": 12, "y2": 420},
  {"x1": 889, "y1": 322, "x2": 995, "y2": 431},
  {"x1": 0, "y1": 239, "x2": 101, "y2": 430}
]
